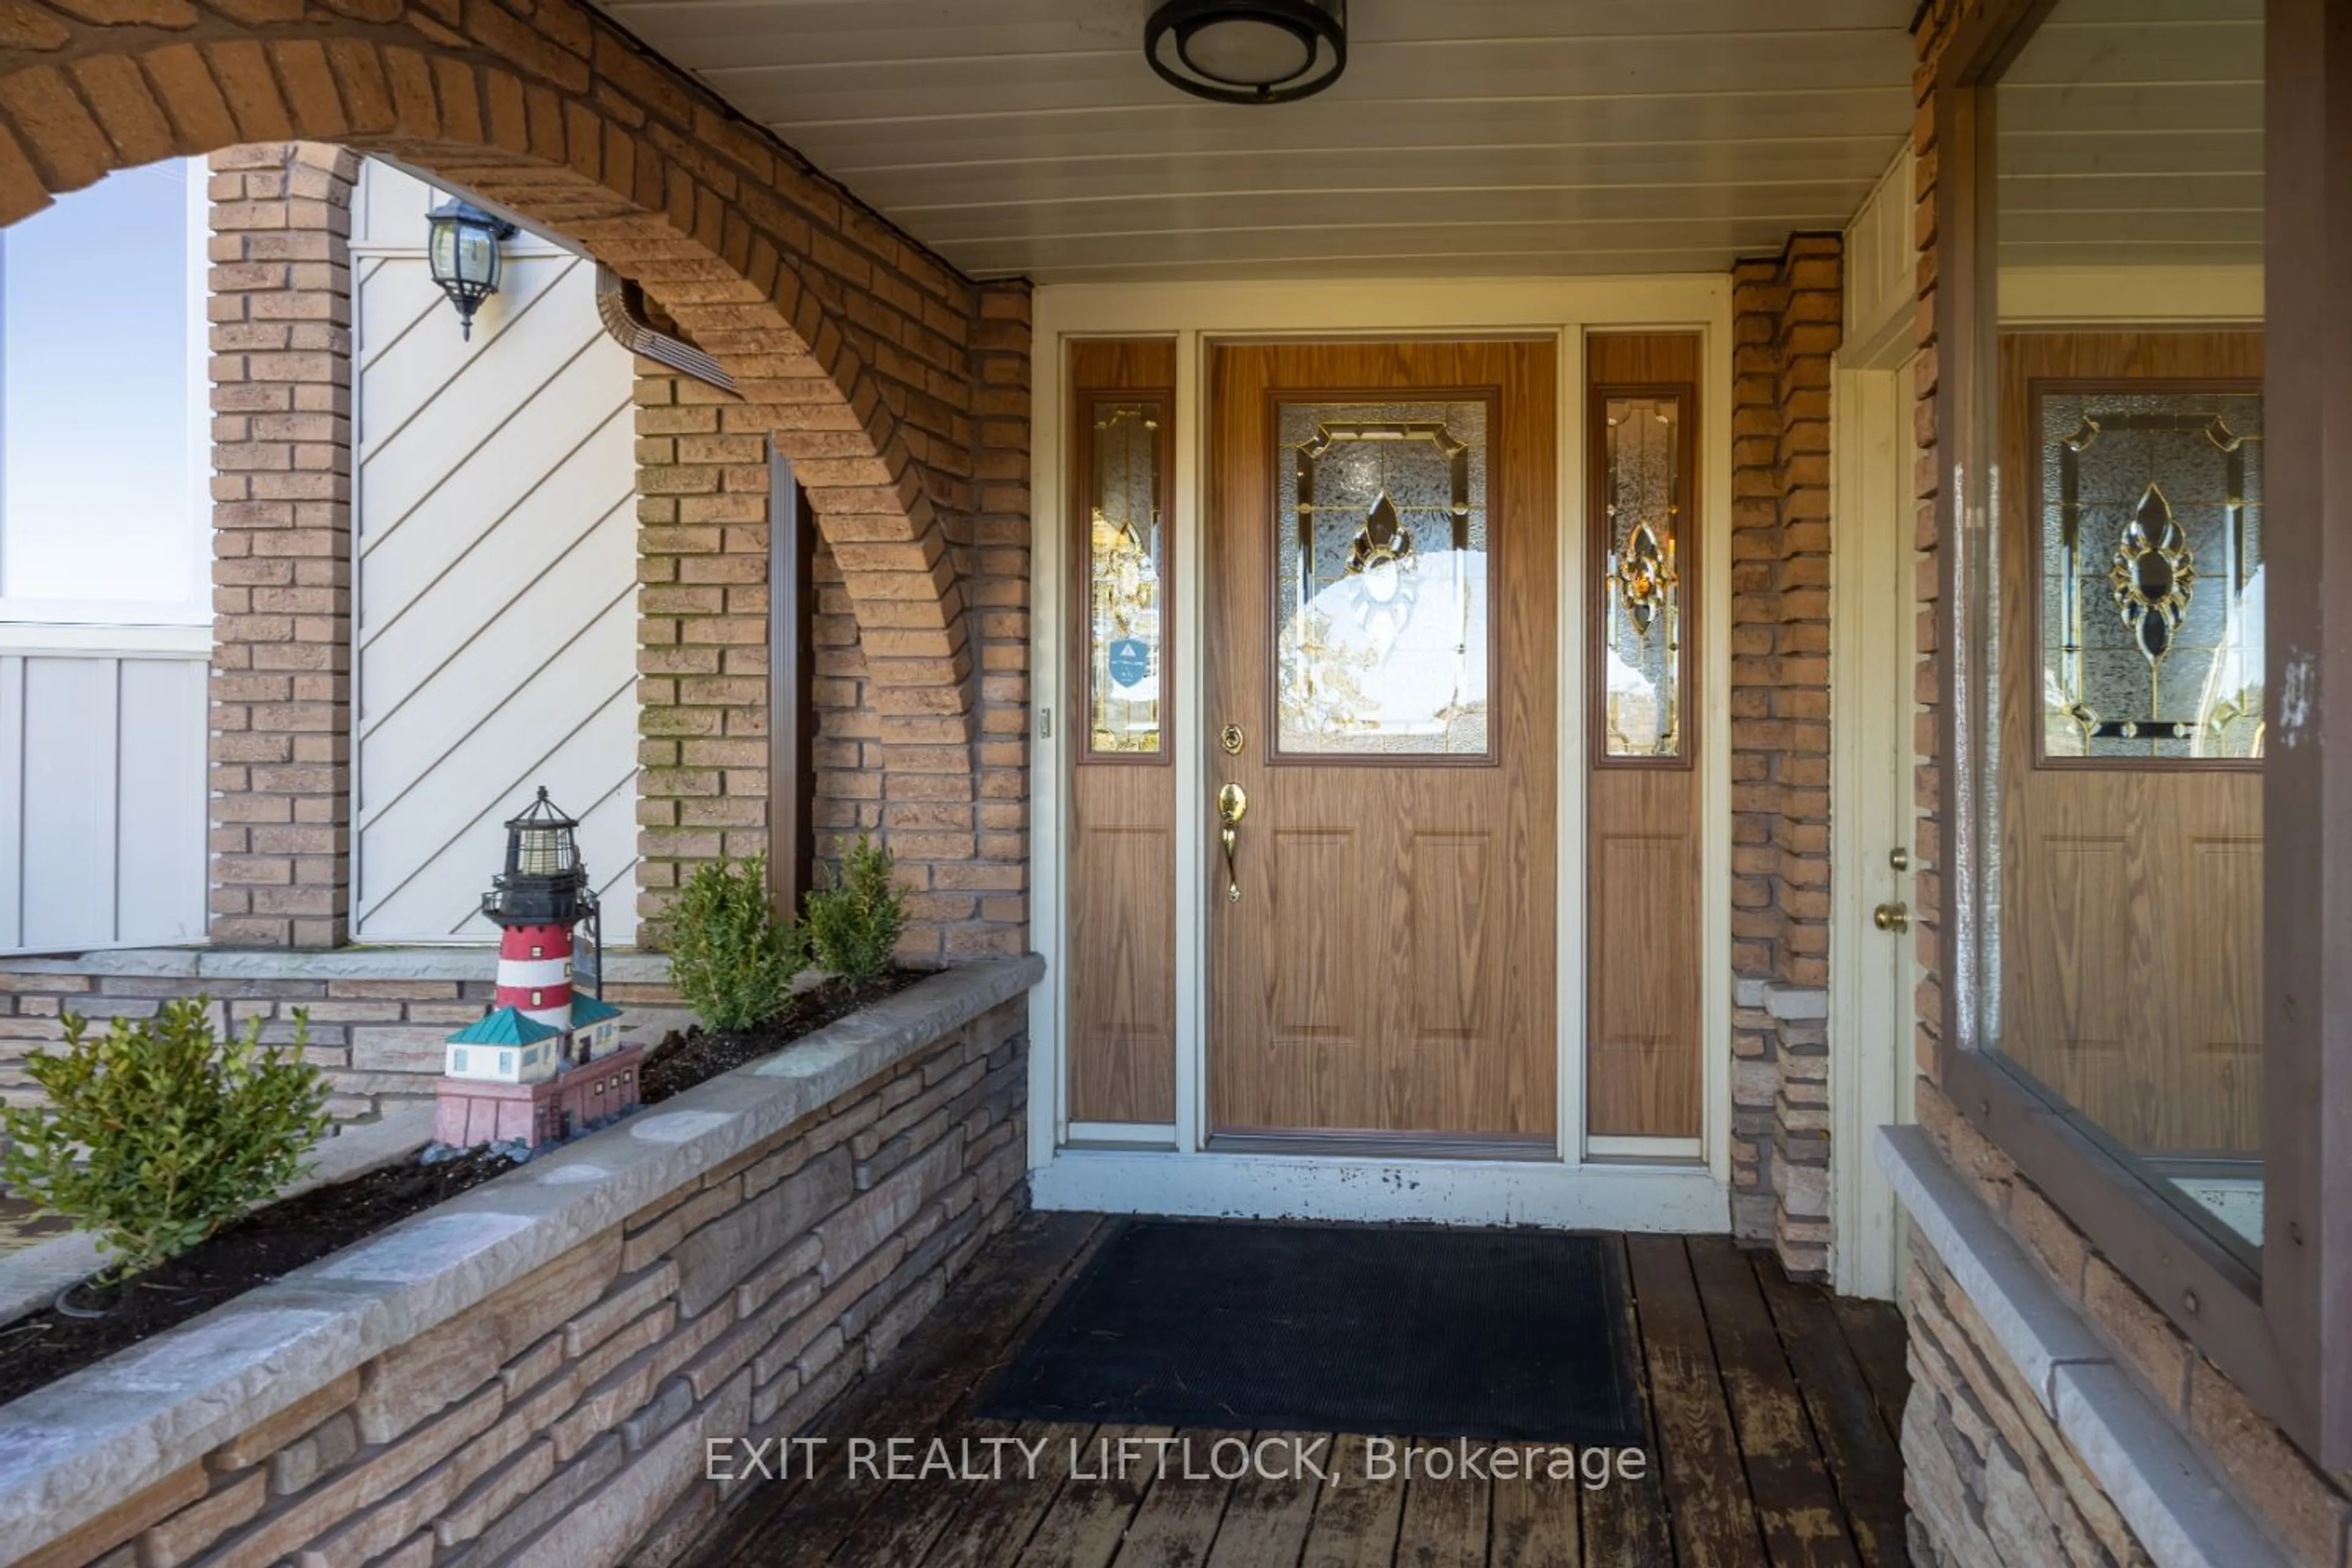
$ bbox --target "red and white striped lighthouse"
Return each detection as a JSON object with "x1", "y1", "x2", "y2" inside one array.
[
  {"x1": 437, "y1": 786, "x2": 640, "y2": 1148},
  {"x1": 494, "y1": 921, "x2": 575, "y2": 1033}
]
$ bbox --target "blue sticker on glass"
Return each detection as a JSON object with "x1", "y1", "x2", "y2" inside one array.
[{"x1": 1106, "y1": 638, "x2": 1152, "y2": 690}]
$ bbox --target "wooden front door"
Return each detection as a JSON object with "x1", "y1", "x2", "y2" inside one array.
[{"x1": 1205, "y1": 341, "x2": 1557, "y2": 1151}]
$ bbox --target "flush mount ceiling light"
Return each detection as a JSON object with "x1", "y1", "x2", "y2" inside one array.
[{"x1": 1145, "y1": 0, "x2": 1347, "y2": 104}]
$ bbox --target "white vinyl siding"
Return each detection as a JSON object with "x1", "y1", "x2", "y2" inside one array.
[
  {"x1": 0, "y1": 647, "x2": 207, "y2": 952},
  {"x1": 350, "y1": 162, "x2": 639, "y2": 945}
]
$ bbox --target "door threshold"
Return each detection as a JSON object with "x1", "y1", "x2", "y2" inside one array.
[
  {"x1": 1205, "y1": 1130, "x2": 1555, "y2": 1162},
  {"x1": 1033, "y1": 1146, "x2": 1731, "y2": 1232}
]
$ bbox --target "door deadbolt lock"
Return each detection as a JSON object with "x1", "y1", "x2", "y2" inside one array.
[
  {"x1": 1889, "y1": 846, "x2": 1911, "y2": 872},
  {"x1": 1873, "y1": 902, "x2": 1911, "y2": 934},
  {"x1": 1219, "y1": 724, "x2": 1245, "y2": 756}
]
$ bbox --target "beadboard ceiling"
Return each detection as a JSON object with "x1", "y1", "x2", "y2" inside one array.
[
  {"x1": 592, "y1": 0, "x2": 1923, "y2": 282},
  {"x1": 1997, "y1": 0, "x2": 2263, "y2": 273},
  {"x1": 592, "y1": 0, "x2": 2261, "y2": 285}
]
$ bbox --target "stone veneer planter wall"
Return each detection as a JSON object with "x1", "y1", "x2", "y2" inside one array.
[
  {"x1": 0, "y1": 949, "x2": 687, "y2": 1124},
  {"x1": 0, "y1": 956, "x2": 1040, "y2": 1568}
]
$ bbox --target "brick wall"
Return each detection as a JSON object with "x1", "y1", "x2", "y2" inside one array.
[
  {"x1": 206, "y1": 142, "x2": 358, "y2": 948},
  {"x1": 631, "y1": 279, "x2": 1032, "y2": 959},
  {"x1": 1898, "y1": 3, "x2": 2352, "y2": 1564},
  {"x1": 1728, "y1": 235, "x2": 1842, "y2": 1280},
  {"x1": 633, "y1": 362, "x2": 791, "y2": 934},
  {"x1": 10, "y1": 984, "x2": 1030, "y2": 1568},
  {"x1": 0, "y1": 0, "x2": 1036, "y2": 957}
]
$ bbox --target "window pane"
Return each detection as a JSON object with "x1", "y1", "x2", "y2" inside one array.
[
  {"x1": 1, "y1": 159, "x2": 198, "y2": 604},
  {"x1": 1601, "y1": 394, "x2": 1685, "y2": 759},
  {"x1": 1085, "y1": 398, "x2": 1166, "y2": 755},
  {"x1": 1987, "y1": 0, "x2": 2266, "y2": 1257},
  {"x1": 1275, "y1": 399, "x2": 1490, "y2": 757}
]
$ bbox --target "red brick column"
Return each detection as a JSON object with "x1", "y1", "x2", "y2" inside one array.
[
  {"x1": 1728, "y1": 236, "x2": 1843, "y2": 1277},
  {"x1": 206, "y1": 143, "x2": 357, "y2": 948}
]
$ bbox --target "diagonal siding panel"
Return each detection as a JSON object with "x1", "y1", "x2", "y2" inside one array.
[{"x1": 353, "y1": 163, "x2": 641, "y2": 944}]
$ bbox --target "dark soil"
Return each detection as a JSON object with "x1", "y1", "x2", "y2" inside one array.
[
  {"x1": 0, "y1": 968, "x2": 927, "y2": 1407},
  {"x1": 638, "y1": 970, "x2": 925, "y2": 1102},
  {"x1": 0, "y1": 1148, "x2": 515, "y2": 1406}
]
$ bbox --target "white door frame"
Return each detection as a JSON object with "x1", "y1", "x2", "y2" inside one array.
[
  {"x1": 1827, "y1": 352, "x2": 1918, "y2": 1299},
  {"x1": 1027, "y1": 277, "x2": 1733, "y2": 1230}
]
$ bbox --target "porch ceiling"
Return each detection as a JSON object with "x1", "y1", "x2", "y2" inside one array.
[{"x1": 587, "y1": 0, "x2": 1923, "y2": 284}]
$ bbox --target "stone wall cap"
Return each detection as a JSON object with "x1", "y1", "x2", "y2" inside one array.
[
  {"x1": 2052, "y1": 1362, "x2": 2288, "y2": 1568},
  {"x1": 1875, "y1": 1125, "x2": 2108, "y2": 1410},
  {"x1": 0, "y1": 955, "x2": 1041, "y2": 1559}
]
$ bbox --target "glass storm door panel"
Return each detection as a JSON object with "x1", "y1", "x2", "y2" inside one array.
[
  {"x1": 1997, "y1": 335, "x2": 2266, "y2": 1176},
  {"x1": 1205, "y1": 341, "x2": 1558, "y2": 1150}
]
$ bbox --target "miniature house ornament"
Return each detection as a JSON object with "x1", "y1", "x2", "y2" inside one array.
[{"x1": 434, "y1": 788, "x2": 641, "y2": 1151}]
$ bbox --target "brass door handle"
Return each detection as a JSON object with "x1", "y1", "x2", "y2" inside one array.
[
  {"x1": 1216, "y1": 783, "x2": 1248, "y2": 903},
  {"x1": 1873, "y1": 902, "x2": 1910, "y2": 934}
]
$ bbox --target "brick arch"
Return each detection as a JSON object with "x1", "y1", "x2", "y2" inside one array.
[{"x1": 0, "y1": 16, "x2": 973, "y2": 742}]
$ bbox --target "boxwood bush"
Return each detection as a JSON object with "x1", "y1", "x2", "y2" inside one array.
[
  {"x1": 803, "y1": 834, "x2": 908, "y2": 983},
  {"x1": 665, "y1": 851, "x2": 809, "y2": 1032},
  {"x1": 0, "y1": 999, "x2": 330, "y2": 1280}
]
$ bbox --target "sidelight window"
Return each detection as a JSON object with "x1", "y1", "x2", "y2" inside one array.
[
  {"x1": 1082, "y1": 396, "x2": 1169, "y2": 758},
  {"x1": 1596, "y1": 392, "x2": 1689, "y2": 762}
]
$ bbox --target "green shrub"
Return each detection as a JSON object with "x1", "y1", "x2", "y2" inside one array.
[
  {"x1": 665, "y1": 851, "x2": 809, "y2": 1031},
  {"x1": 804, "y1": 834, "x2": 908, "y2": 982},
  {"x1": 0, "y1": 1000, "x2": 330, "y2": 1281}
]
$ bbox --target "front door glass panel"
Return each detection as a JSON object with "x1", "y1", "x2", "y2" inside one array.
[{"x1": 1274, "y1": 398, "x2": 1491, "y2": 757}]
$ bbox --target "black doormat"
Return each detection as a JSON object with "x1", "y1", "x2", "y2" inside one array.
[{"x1": 979, "y1": 1219, "x2": 1646, "y2": 1445}]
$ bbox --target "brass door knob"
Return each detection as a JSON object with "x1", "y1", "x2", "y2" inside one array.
[{"x1": 1873, "y1": 902, "x2": 1910, "y2": 934}]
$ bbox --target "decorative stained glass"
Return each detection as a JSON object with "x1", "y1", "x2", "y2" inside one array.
[
  {"x1": 1086, "y1": 398, "x2": 1165, "y2": 756},
  {"x1": 2037, "y1": 386, "x2": 2264, "y2": 763},
  {"x1": 1600, "y1": 394, "x2": 1685, "y2": 759},
  {"x1": 1275, "y1": 399, "x2": 1491, "y2": 757}
]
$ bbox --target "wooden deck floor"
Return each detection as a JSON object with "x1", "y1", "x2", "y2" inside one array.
[{"x1": 685, "y1": 1212, "x2": 1912, "y2": 1568}]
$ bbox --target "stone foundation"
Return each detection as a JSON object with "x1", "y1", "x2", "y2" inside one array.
[{"x1": 0, "y1": 957, "x2": 1038, "y2": 1568}]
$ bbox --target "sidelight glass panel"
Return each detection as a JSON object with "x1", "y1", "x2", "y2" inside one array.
[
  {"x1": 1601, "y1": 395, "x2": 1685, "y2": 759},
  {"x1": 2037, "y1": 388, "x2": 2264, "y2": 763},
  {"x1": 1085, "y1": 398, "x2": 1166, "y2": 756},
  {"x1": 1981, "y1": 0, "x2": 2267, "y2": 1258},
  {"x1": 1275, "y1": 399, "x2": 1491, "y2": 757}
]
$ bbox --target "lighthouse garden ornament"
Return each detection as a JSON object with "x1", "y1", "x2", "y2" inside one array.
[{"x1": 429, "y1": 787, "x2": 641, "y2": 1157}]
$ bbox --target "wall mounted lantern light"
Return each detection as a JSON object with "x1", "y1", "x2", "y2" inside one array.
[
  {"x1": 1144, "y1": 0, "x2": 1348, "y2": 104},
  {"x1": 425, "y1": 197, "x2": 517, "y2": 341}
]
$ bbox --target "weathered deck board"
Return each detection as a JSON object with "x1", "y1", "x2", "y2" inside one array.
[
  {"x1": 684, "y1": 1215, "x2": 1912, "y2": 1568},
  {"x1": 1686, "y1": 1238, "x2": 1864, "y2": 1568},
  {"x1": 1201, "y1": 1431, "x2": 1326, "y2": 1568},
  {"x1": 1756, "y1": 1263, "x2": 1912, "y2": 1568},
  {"x1": 1626, "y1": 1232, "x2": 1770, "y2": 1568}
]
